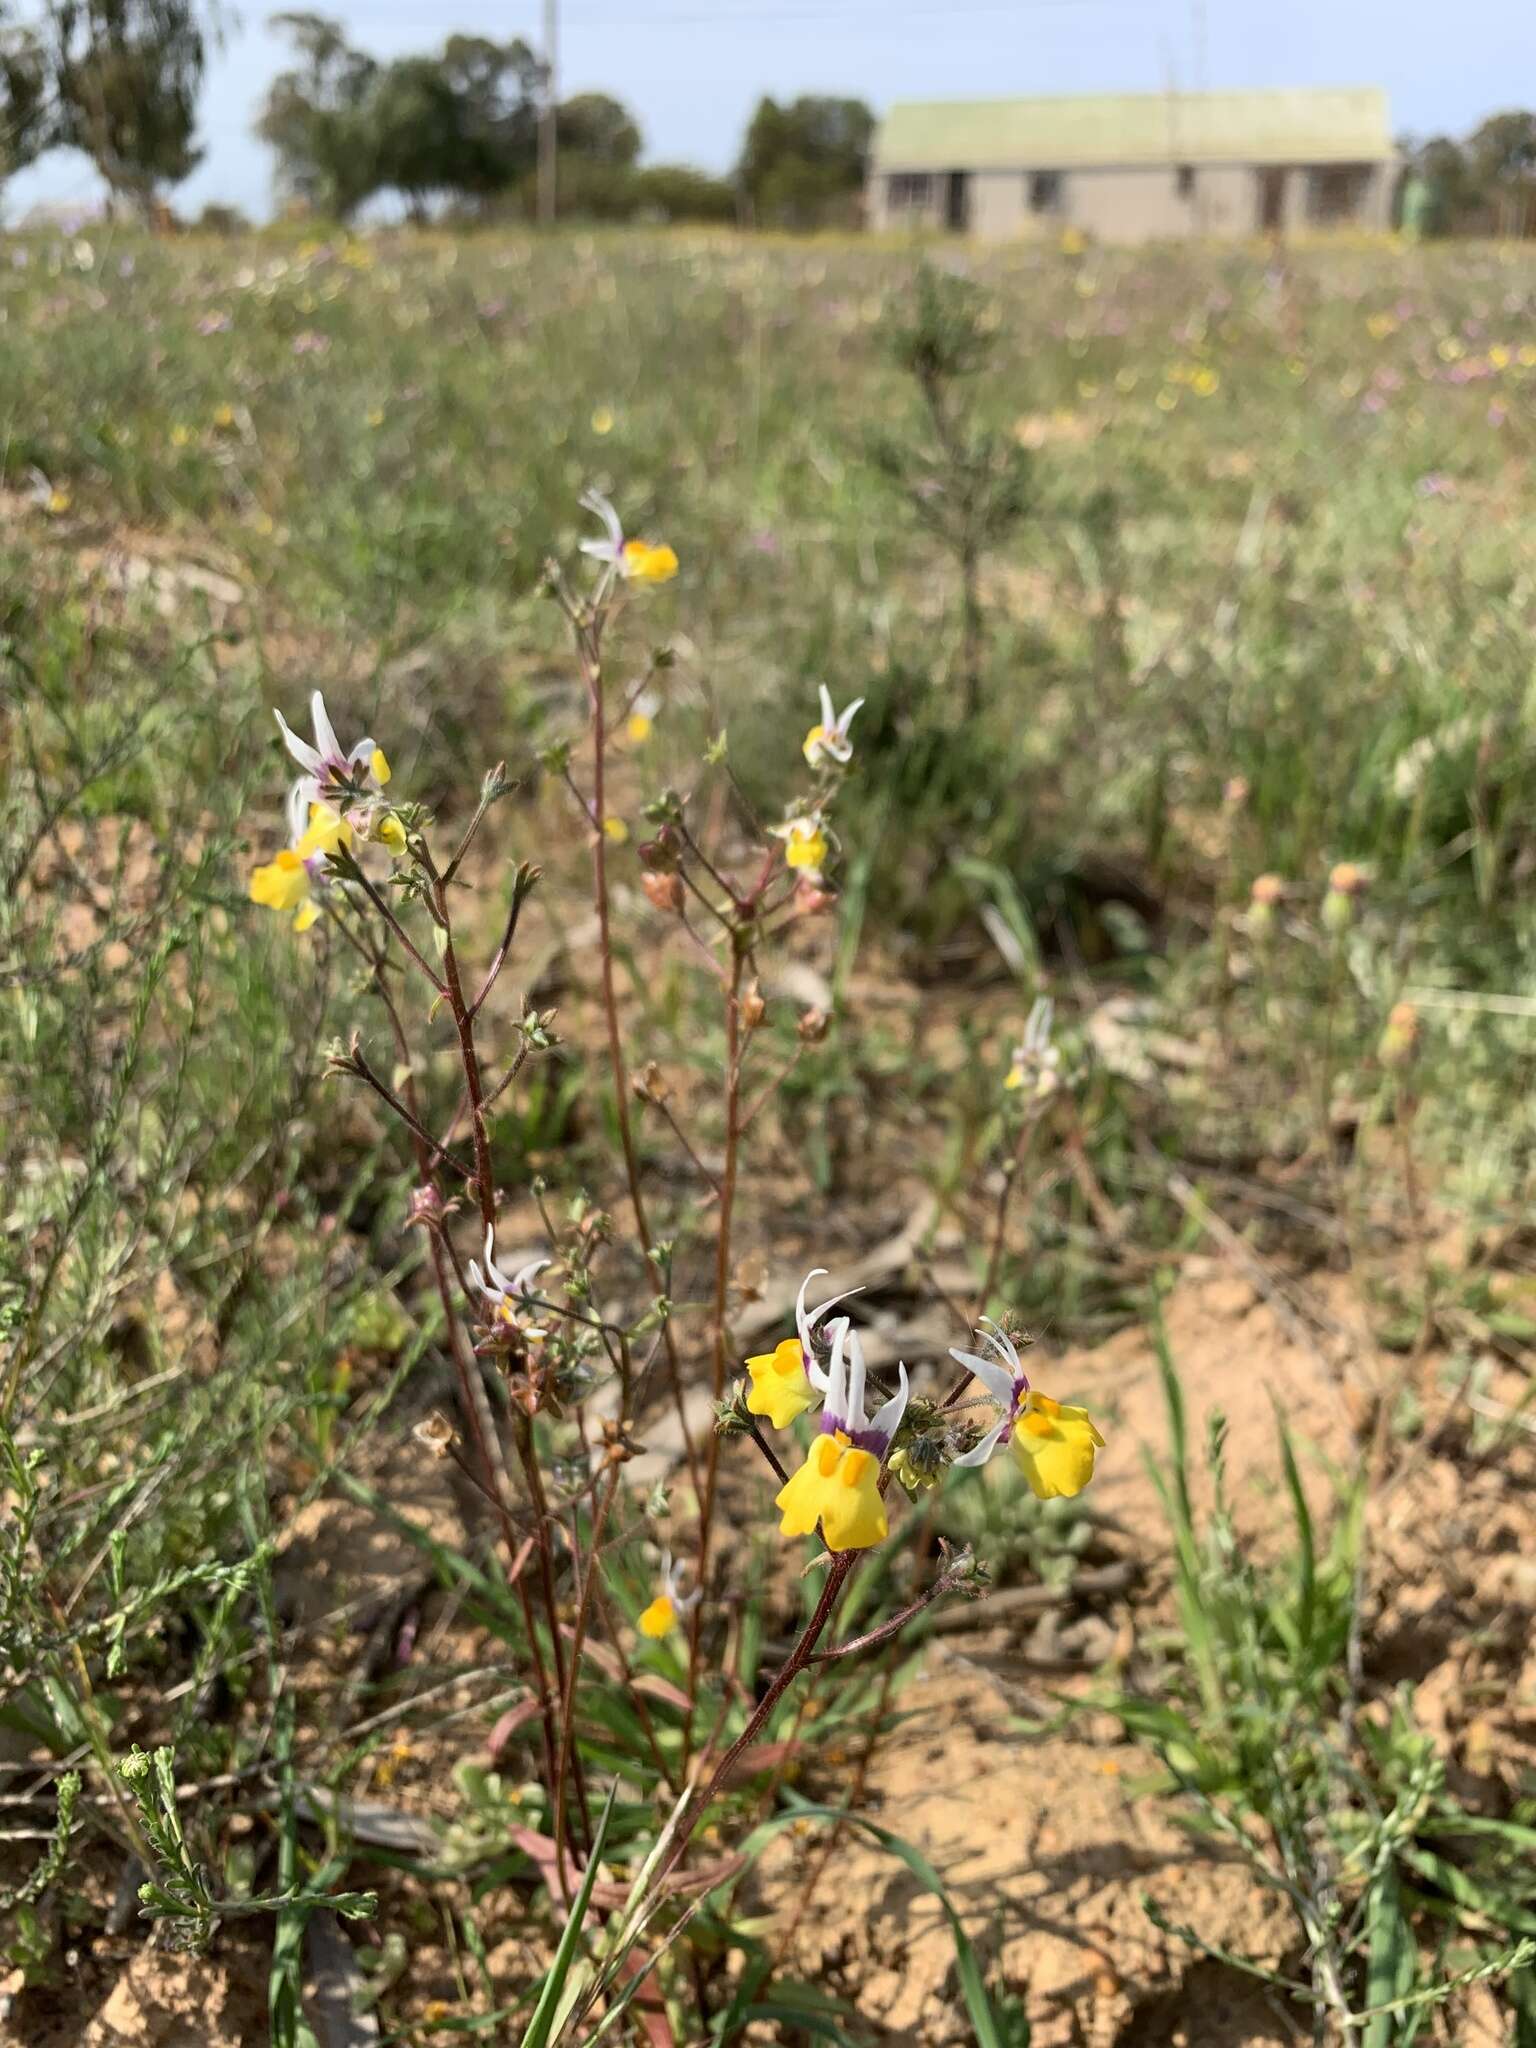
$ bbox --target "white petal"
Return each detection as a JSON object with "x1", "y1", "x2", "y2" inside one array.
[
  {"x1": 838, "y1": 696, "x2": 865, "y2": 737},
  {"x1": 822, "y1": 1317, "x2": 850, "y2": 1423},
  {"x1": 843, "y1": 1325, "x2": 869, "y2": 1431},
  {"x1": 794, "y1": 1268, "x2": 828, "y2": 1351},
  {"x1": 975, "y1": 1320, "x2": 1022, "y2": 1375},
  {"x1": 510, "y1": 1257, "x2": 550, "y2": 1299},
  {"x1": 948, "y1": 1346, "x2": 1017, "y2": 1406},
  {"x1": 467, "y1": 1260, "x2": 488, "y2": 1297},
  {"x1": 868, "y1": 1362, "x2": 910, "y2": 1450},
  {"x1": 579, "y1": 538, "x2": 620, "y2": 563},
  {"x1": 579, "y1": 486, "x2": 624, "y2": 552},
  {"x1": 1025, "y1": 996, "x2": 1053, "y2": 1055},
  {"x1": 275, "y1": 707, "x2": 322, "y2": 775},
  {"x1": 286, "y1": 778, "x2": 315, "y2": 846},
  {"x1": 309, "y1": 689, "x2": 340, "y2": 763},
  {"x1": 818, "y1": 682, "x2": 835, "y2": 729},
  {"x1": 346, "y1": 736, "x2": 378, "y2": 773},
  {"x1": 796, "y1": 1267, "x2": 865, "y2": 1355},
  {"x1": 952, "y1": 1416, "x2": 1010, "y2": 1468}
]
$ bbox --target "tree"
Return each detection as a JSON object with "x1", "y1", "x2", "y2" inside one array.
[
  {"x1": 367, "y1": 53, "x2": 458, "y2": 219},
  {"x1": 1467, "y1": 110, "x2": 1536, "y2": 191},
  {"x1": 434, "y1": 34, "x2": 541, "y2": 204},
  {"x1": 558, "y1": 91, "x2": 639, "y2": 168},
  {"x1": 1465, "y1": 111, "x2": 1536, "y2": 235},
  {"x1": 737, "y1": 94, "x2": 873, "y2": 227},
  {"x1": 257, "y1": 13, "x2": 379, "y2": 218},
  {"x1": 257, "y1": 22, "x2": 543, "y2": 218},
  {"x1": 47, "y1": 0, "x2": 211, "y2": 214},
  {"x1": 0, "y1": 13, "x2": 49, "y2": 179}
]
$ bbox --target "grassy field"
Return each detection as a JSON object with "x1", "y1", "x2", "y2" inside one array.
[{"x1": 7, "y1": 224, "x2": 1536, "y2": 2046}]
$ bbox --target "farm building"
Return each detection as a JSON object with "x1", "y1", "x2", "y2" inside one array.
[{"x1": 867, "y1": 87, "x2": 1399, "y2": 242}]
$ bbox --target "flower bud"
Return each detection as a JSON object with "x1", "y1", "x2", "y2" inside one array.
[
  {"x1": 792, "y1": 878, "x2": 837, "y2": 916},
  {"x1": 633, "y1": 1061, "x2": 672, "y2": 1105},
  {"x1": 638, "y1": 825, "x2": 682, "y2": 872},
  {"x1": 1378, "y1": 1000, "x2": 1419, "y2": 1069},
  {"x1": 412, "y1": 1411, "x2": 455, "y2": 1458},
  {"x1": 740, "y1": 980, "x2": 766, "y2": 1029},
  {"x1": 405, "y1": 1184, "x2": 448, "y2": 1229},
  {"x1": 797, "y1": 1007, "x2": 830, "y2": 1044},
  {"x1": 1321, "y1": 886, "x2": 1355, "y2": 935},
  {"x1": 641, "y1": 870, "x2": 685, "y2": 914},
  {"x1": 888, "y1": 1439, "x2": 944, "y2": 1494},
  {"x1": 1246, "y1": 872, "x2": 1284, "y2": 940}
]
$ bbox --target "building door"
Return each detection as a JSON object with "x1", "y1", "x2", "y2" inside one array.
[
  {"x1": 946, "y1": 171, "x2": 970, "y2": 232},
  {"x1": 1257, "y1": 168, "x2": 1288, "y2": 232}
]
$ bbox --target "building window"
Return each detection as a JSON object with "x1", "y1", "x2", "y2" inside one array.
[
  {"x1": 1307, "y1": 164, "x2": 1371, "y2": 223},
  {"x1": 888, "y1": 173, "x2": 933, "y2": 211},
  {"x1": 1028, "y1": 170, "x2": 1063, "y2": 214},
  {"x1": 1177, "y1": 164, "x2": 1197, "y2": 199}
]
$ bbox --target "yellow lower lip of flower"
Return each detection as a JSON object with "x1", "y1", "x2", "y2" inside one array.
[
  {"x1": 603, "y1": 815, "x2": 630, "y2": 844},
  {"x1": 627, "y1": 712, "x2": 654, "y2": 745},
  {"x1": 803, "y1": 725, "x2": 828, "y2": 763},
  {"x1": 1010, "y1": 1394, "x2": 1104, "y2": 1500},
  {"x1": 786, "y1": 828, "x2": 828, "y2": 873},
  {"x1": 776, "y1": 1433, "x2": 886, "y2": 1551},
  {"x1": 370, "y1": 747, "x2": 391, "y2": 785},
  {"x1": 292, "y1": 898, "x2": 321, "y2": 934},
  {"x1": 745, "y1": 1339, "x2": 816, "y2": 1428},
  {"x1": 297, "y1": 804, "x2": 352, "y2": 860},
  {"x1": 622, "y1": 540, "x2": 678, "y2": 584},
  {"x1": 638, "y1": 1595, "x2": 677, "y2": 1638},
  {"x1": 250, "y1": 848, "x2": 311, "y2": 913},
  {"x1": 375, "y1": 813, "x2": 407, "y2": 855}
]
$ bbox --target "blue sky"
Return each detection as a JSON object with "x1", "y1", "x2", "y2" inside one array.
[{"x1": 6, "y1": 0, "x2": 1527, "y2": 219}]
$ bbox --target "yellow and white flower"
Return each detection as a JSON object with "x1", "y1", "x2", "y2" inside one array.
[
  {"x1": 802, "y1": 685, "x2": 864, "y2": 770},
  {"x1": 467, "y1": 1228, "x2": 551, "y2": 1332},
  {"x1": 1005, "y1": 996, "x2": 1064, "y2": 1100},
  {"x1": 949, "y1": 1320, "x2": 1103, "y2": 1500},
  {"x1": 774, "y1": 814, "x2": 829, "y2": 883},
  {"x1": 626, "y1": 688, "x2": 661, "y2": 745},
  {"x1": 248, "y1": 790, "x2": 352, "y2": 933},
  {"x1": 775, "y1": 1320, "x2": 909, "y2": 1553},
  {"x1": 275, "y1": 688, "x2": 391, "y2": 815},
  {"x1": 745, "y1": 1267, "x2": 864, "y2": 1429},
  {"x1": 637, "y1": 1550, "x2": 700, "y2": 1639},
  {"x1": 579, "y1": 488, "x2": 678, "y2": 585}
]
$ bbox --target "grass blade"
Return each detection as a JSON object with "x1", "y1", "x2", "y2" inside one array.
[{"x1": 520, "y1": 1785, "x2": 617, "y2": 2048}]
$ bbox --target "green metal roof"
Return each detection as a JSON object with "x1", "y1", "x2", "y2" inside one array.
[{"x1": 873, "y1": 88, "x2": 1393, "y2": 171}]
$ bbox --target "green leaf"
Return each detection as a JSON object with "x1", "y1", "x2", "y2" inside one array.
[
  {"x1": 519, "y1": 1785, "x2": 616, "y2": 2048},
  {"x1": 1363, "y1": 1863, "x2": 1416, "y2": 2048}
]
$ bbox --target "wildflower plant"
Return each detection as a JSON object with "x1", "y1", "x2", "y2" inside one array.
[{"x1": 225, "y1": 484, "x2": 1104, "y2": 2021}]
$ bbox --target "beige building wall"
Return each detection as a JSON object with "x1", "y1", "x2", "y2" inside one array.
[
  {"x1": 1061, "y1": 166, "x2": 1190, "y2": 241},
  {"x1": 968, "y1": 170, "x2": 1026, "y2": 239},
  {"x1": 868, "y1": 159, "x2": 1396, "y2": 241}
]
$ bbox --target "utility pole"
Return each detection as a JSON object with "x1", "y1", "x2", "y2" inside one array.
[{"x1": 538, "y1": 0, "x2": 558, "y2": 226}]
